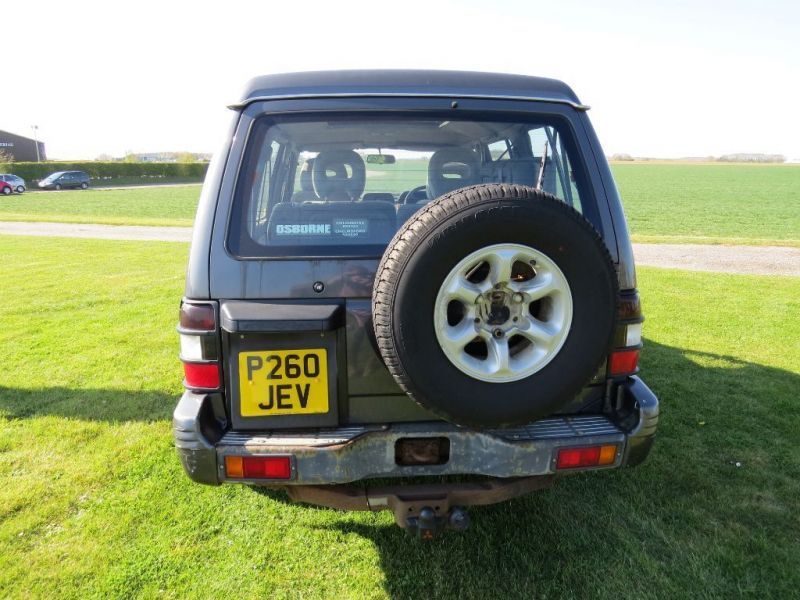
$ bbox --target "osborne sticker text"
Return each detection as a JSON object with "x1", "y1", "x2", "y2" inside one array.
[{"x1": 275, "y1": 223, "x2": 331, "y2": 235}]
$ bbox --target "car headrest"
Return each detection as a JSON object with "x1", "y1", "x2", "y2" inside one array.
[
  {"x1": 428, "y1": 147, "x2": 481, "y2": 198},
  {"x1": 312, "y1": 150, "x2": 366, "y2": 201}
]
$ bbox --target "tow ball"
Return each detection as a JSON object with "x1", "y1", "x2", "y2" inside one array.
[
  {"x1": 405, "y1": 506, "x2": 470, "y2": 539},
  {"x1": 285, "y1": 477, "x2": 554, "y2": 537}
]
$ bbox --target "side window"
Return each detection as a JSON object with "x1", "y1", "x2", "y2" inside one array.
[
  {"x1": 293, "y1": 152, "x2": 317, "y2": 198},
  {"x1": 527, "y1": 127, "x2": 581, "y2": 211},
  {"x1": 248, "y1": 140, "x2": 282, "y2": 240},
  {"x1": 488, "y1": 139, "x2": 510, "y2": 161}
]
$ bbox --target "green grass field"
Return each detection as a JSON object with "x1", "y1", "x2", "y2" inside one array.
[
  {"x1": 1, "y1": 235, "x2": 798, "y2": 598},
  {"x1": 0, "y1": 164, "x2": 798, "y2": 247},
  {"x1": 613, "y1": 163, "x2": 800, "y2": 246},
  {"x1": 0, "y1": 185, "x2": 200, "y2": 227}
]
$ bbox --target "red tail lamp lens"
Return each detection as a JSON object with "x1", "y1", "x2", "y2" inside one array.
[
  {"x1": 609, "y1": 349, "x2": 639, "y2": 376},
  {"x1": 558, "y1": 446, "x2": 599, "y2": 468},
  {"x1": 183, "y1": 362, "x2": 220, "y2": 388},
  {"x1": 557, "y1": 445, "x2": 617, "y2": 469},
  {"x1": 180, "y1": 302, "x2": 216, "y2": 331},
  {"x1": 225, "y1": 456, "x2": 291, "y2": 479}
]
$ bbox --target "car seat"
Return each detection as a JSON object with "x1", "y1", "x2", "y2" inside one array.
[
  {"x1": 397, "y1": 147, "x2": 481, "y2": 226},
  {"x1": 312, "y1": 150, "x2": 366, "y2": 201}
]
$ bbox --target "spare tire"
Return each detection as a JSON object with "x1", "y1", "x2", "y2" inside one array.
[{"x1": 372, "y1": 184, "x2": 618, "y2": 428}]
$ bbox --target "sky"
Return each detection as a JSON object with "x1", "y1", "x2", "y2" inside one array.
[{"x1": 3, "y1": 0, "x2": 798, "y2": 160}]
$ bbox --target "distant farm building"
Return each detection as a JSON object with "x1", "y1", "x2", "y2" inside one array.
[{"x1": 0, "y1": 129, "x2": 47, "y2": 162}]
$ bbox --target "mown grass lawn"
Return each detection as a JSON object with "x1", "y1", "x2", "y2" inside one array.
[
  {"x1": 0, "y1": 235, "x2": 798, "y2": 599},
  {"x1": 0, "y1": 185, "x2": 200, "y2": 227}
]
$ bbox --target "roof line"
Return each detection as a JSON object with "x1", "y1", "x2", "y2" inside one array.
[{"x1": 227, "y1": 92, "x2": 590, "y2": 111}]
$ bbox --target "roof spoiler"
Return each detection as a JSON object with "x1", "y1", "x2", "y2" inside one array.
[{"x1": 227, "y1": 93, "x2": 591, "y2": 112}]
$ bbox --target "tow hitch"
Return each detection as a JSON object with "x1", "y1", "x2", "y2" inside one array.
[
  {"x1": 406, "y1": 506, "x2": 470, "y2": 539},
  {"x1": 285, "y1": 475, "x2": 554, "y2": 537}
]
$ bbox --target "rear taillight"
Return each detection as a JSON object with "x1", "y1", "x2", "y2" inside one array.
[
  {"x1": 178, "y1": 300, "x2": 221, "y2": 390},
  {"x1": 182, "y1": 362, "x2": 220, "y2": 389},
  {"x1": 225, "y1": 455, "x2": 292, "y2": 479},
  {"x1": 180, "y1": 302, "x2": 216, "y2": 330},
  {"x1": 556, "y1": 444, "x2": 618, "y2": 469},
  {"x1": 608, "y1": 291, "x2": 644, "y2": 377},
  {"x1": 609, "y1": 349, "x2": 639, "y2": 376}
]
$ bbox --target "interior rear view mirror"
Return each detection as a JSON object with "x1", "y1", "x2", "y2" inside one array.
[{"x1": 366, "y1": 154, "x2": 396, "y2": 165}]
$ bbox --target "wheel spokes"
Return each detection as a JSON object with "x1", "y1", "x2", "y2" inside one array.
[
  {"x1": 445, "y1": 277, "x2": 487, "y2": 304},
  {"x1": 517, "y1": 316, "x2": 558, "y2": 349},
  {"x1": 485, "y1": 248, "x2": 519, "y2": 286},
  {"x1": 441, "y1": 319, "x2": 478, "y2": 354},
  {"x1": 486, "y1": 335, "x2": 511, "y2": 375},
  {"x1": 513, "y1": 271, "x2": 557, "y2": 300}
]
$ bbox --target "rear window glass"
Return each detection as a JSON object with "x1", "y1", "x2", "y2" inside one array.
[{"x1": 228, "y1": 114, "x2": 593, "y2": 258}]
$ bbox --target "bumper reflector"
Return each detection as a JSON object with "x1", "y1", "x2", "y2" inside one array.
[
  {"x1": 225, "y1": 455, "x2": 292, "y2": 479},
  {"x1": 557, "y1": 444, "x2": 618, "y2": 469},
  {"x1": 182, "y1": 362, "x2": 220, "y2": 389},
  {"x1": 609, "y1": 349, "x2": 639, "y2": 376}
]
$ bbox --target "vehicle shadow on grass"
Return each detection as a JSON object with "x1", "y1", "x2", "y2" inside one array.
[
  {"x1": 262, "y1": 339, "x2": 800, "y2": 599},
  {"x1": 0, "y1": 386, "x2": 175, "y2": 422}
]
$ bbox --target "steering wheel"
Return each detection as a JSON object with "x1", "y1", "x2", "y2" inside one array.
[{"x1": 404, "y1": 185, "x2": 428, "y2": 204}]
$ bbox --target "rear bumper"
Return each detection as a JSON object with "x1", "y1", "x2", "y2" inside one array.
[{"x1": 173, "y1": 376, "x2": 659, "y2": 486}]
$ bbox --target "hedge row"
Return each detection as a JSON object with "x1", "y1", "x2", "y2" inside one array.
[{"x1": 0, "y1": 161, "x2": 209, "y2": 183}]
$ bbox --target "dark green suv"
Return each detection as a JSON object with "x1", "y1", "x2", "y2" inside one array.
[{"x1": 173, "y1": 70, "x2": 659, "y2": 537}]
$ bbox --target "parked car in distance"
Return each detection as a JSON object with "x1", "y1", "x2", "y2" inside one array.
[
  {"x1": 0, "y1": 180, "x2": 12, "y2": 195},
  {"x1": 0, "y1": 174, "x2": 26, "y2": 193},
  {"x1": 38, "y1": 171, "x2": 91, "y2": 190}
]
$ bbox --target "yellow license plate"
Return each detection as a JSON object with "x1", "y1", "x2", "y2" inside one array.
[{"x1": 238, "y1": 349, "x2": 329, "y2": 416}]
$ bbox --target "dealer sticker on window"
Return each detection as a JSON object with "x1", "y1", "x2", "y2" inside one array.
[{"x1": 333, "y1": 218, "x2": 368, "y2": 238}]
